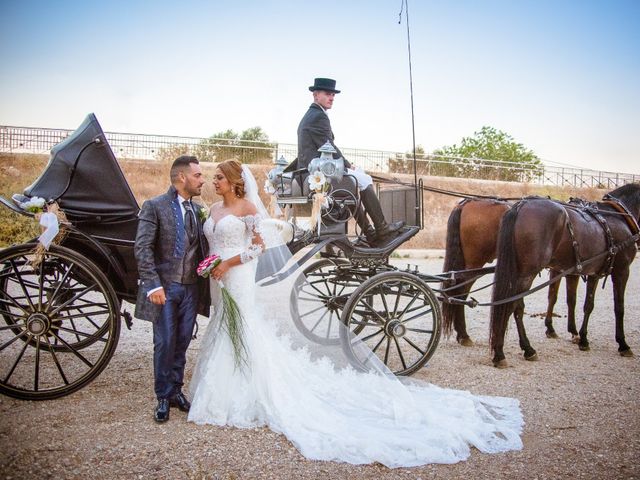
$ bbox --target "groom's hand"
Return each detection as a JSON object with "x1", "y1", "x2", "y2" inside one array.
[{"x1": 150, "y1": 288, "x2": 166, "y2": 305}]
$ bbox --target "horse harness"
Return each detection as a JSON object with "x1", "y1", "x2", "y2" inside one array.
[{"x1": 561, "y1": 195, "x2": 640, "y2": 280}]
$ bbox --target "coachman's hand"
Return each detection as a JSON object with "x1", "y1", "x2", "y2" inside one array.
[{"x1": 150, "y1": 288, "x2": 166, "y2": 305}]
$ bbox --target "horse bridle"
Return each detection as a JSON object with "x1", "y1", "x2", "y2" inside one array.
[{"x1": 602, "y1": 193, "x2": 640, "y2": 246}]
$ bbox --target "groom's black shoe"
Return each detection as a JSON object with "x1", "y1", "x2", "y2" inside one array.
[
  {"x1": 154, "y1": 399, "x2": 170, "y2": 423},
  {"x1": 170, "y1": 392, "x2": 191, "y2": 412}
]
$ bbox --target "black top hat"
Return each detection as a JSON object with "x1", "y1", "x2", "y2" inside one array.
[{"x1": 309, "y1": 78, "x2": 341, "y2": 93}]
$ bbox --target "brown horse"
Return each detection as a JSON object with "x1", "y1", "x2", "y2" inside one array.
[
  {"x1": 489, "y1": 183, "x2": 640, "y2": 367},
  {"x1": 442, "y1": 198, "x2": 581, "y2": 346}
]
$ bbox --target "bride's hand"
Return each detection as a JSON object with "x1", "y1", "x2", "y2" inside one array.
[{"x1": 212, "y1": 260, "x2": 231, "y2": 280}]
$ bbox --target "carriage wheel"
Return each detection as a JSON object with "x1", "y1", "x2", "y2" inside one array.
[
  {"x1": 0, "y1": 243, "x2": 121, "y2": 400},
  {"x1": 340, "y1": 271, "x2": 441, "y2": 376},
  {"x1": 290, "y1": 258, "x2": 355, "y2": 345},
  {"x1": 322, "y1": 188, "x2": 358, "y2": 224}
]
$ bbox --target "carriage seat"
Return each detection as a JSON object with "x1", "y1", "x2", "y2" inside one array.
[{"x1": 329, "y1": 225, "x2": 419, "y2": 263}]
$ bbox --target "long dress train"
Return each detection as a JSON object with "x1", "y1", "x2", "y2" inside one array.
[{"x1": 188, "y1": 213, "x2": 523, "y2": 468}]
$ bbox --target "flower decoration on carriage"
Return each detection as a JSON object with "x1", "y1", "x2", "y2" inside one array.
[
  {"x1": 308, "y1": 170, "x2": 330, "y2": 194},
  {"x1": 197, "y1": 254, "x2": 248, "y2": 369},
  {"x1": 18, "y1": 196, "x2": 67, "y2": 253},
  {"x1": 19, "y1": 196, "x2": 46, "y2": 214}
]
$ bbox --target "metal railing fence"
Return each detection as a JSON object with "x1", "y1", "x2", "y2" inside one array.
[{"x1": 1, "y1": 124, "x2": 637, "y2": 188}]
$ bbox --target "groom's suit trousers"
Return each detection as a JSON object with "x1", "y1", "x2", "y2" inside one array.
[{"x1": 153, "y1": 281, "x2": 198, "y2": 399}]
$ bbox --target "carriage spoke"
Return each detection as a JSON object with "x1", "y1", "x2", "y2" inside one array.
[
  {"x1": 0, "y1": 329, "x2": 29, "y2": 352},
  {"x1": 371, "y1": 333, "x2": 386, "y2": 353},
  {"x1": 48, "y1": 282, "x2": 99, "y2": 317},
  {"x1": 407, "y1": 327, "x2": 434, "y2": 334},
  {"x1": 402, "y1": 336, "x2": 426, "y2": 356},
  {"x1": 8, "y1": 258, "x2": 36, "y2": 310},
  {"x1": 37, "y1": 261, "x2": 45, "y2": 310},
  {"x1": 49, "y1": 331, "x2": 95, "y2": 368},
  {"x1": 299, "y1": 304, "x2": 328, "y2": 318},
  {"x1": 357, "y1": 299, "x2": 387, "y2": 323},
  {"x1": 55, "y1": 325, "x2": 108, "y2": 342},
  {"x1": 325, "y1": 311, "x2": 335, "y2": 338},
  {"x1": 34, "y1": 334, "x2": 41, "y2": 391},
  {"x1": 54, "y1": 309, "x2": 111, "y2": 321},
  {"x1": 360, "y1": 328, "x2": 384, "y2": 343},
  {"x1": 349, "y1": 318, "x2": 381, "y2": 328},
  {"x1": 393, "y1": 336, "x2": 408, "y2": 370},
  {"x1": 42, "y1": 334, "x2": 70, "y2": 385},
  {"x1": 378, "y1": 284, "x2": 391, "y2": 318},
  {"x1": 383, "y1": 336, "x2": 391, "y2": 364},
  {"x1": 0, "y1": 290, "x2": 29, "y2": 315},
  {"x1": 3, "y1": 335, "x2": 31, "y2": 383},
  {"x1": 401, "y1": 309, "x2": 433, "y2": 324},
  {"x1": 396, "y1": 290, "x2": 421, "y2": 320},
  {"x1": 45, "y1": 261, "x2": 76, "y2": 308},
  {"x1": 0, "y1": 323, "x2": 26, "y2": 331},
  {"x1": 308, "y1": 309, "x2": 330, "y2": 334},
  {"x1": 391, "y1": 284, "x2": 402, "y2": 317}
]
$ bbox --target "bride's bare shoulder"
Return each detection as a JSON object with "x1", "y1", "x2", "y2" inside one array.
[{"x1": 239, "y1": 199, "x2": 258, "y2": 216}]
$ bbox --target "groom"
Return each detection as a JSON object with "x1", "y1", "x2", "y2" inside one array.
[{"x1": 134, "y1": 155, "x2": 210, "y2": 423}]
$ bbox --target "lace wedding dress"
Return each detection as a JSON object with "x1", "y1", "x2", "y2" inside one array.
[{"x1": 188, "y1": 212, "x2": 523, "y2": 468}]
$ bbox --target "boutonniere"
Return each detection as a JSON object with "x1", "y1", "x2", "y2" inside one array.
[{"x1": 197, "y1": 205, "x2": 209, "y2": 222}]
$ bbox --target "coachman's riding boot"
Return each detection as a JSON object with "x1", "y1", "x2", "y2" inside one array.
[
  {"x1": 360, "y1": 185, "x2": 404, "y2": 244},
  {"x1": 353, "y1": 203, "x2": 376, "y2": 245}
]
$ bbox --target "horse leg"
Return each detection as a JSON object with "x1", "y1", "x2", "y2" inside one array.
[
  {"x1": 565, "y1": 275, "x2": 580, "y2": 343},
  {"x1": 577, "y1": 276, "x2": 598, "y2": 351},
  {"x1": 612, "y1": 267, "x2": 633, "y2": 356},
  {"x1": 545, "y1": 271, "x2": 561, "y2": 338},
  {"x1": 491, "y1": 300, "x2": 515, "y2": 368},
  {"x1": 514, "y1": 299, "x2": 537, "y2": 360},
  {"x1": 453, "y1": 281, "x2": 475, "y2": 346}
]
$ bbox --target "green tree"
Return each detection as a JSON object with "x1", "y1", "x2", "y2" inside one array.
[
  {"x1": 195, "y1": 127, "x2": 275, "y2": 164},
  {"x1": 433, "y1": 126, "x2": 543, "y2": 182}
]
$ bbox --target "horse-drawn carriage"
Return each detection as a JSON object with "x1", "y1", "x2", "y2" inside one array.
[
  {"x1": 2, "y1": 113, "x2": 638, "y2": 401},
  {"x1": 0, "y1": 114, "x2": 446, "y2": 401}
]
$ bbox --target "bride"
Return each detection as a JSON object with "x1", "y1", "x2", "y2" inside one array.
[{"x1": 188, "y1": 160, "x2": 523, "y2": 468}]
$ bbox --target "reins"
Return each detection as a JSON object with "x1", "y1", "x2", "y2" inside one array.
[{"x1": 469, "y1": 231, "x2": 639, "y2": 308}]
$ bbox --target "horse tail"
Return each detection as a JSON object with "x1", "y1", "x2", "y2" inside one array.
[
  {"x1": 489, "y1": 203, "x2": 521, "y2": 349},
  {"x1": 442, "y1": 201, "x2": 467, "y2": 337}
]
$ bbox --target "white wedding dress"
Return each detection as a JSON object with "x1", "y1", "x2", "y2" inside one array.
[{"x1": 188, "y1": 213, "x2": 523, "y2": 468}]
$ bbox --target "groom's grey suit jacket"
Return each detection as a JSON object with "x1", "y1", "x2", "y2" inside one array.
[{"x1": 134, "y1": 185, "x2": 210, "y2": 322}]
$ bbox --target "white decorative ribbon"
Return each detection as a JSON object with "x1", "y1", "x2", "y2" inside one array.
[{"x1": 38, "y1": 212, "x2": 60, "y2": 250}]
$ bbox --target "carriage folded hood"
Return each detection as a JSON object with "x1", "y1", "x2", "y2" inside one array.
[{"x1": 24, "y1": 113, "x2": 139, "y2": 222}]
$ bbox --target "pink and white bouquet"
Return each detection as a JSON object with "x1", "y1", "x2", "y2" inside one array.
[{"x1": 197, "y1": 254, "x2": 248, "y2": 369}]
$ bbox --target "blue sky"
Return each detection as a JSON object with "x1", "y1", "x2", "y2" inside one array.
[{"x1": 1, "y1": 0, "x2": 638, "y2": 174}]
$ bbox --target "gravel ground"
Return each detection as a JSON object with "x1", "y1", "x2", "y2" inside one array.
[{"x1": 1, "y1": 255, "x2": 639, "y2": 480}]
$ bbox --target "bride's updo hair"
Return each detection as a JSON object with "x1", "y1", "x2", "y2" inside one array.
[{"x1": 217, "y1": 160, "x2": 245, "y2": 198}]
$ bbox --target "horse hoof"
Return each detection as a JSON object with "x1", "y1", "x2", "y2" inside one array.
[
  {"x1": 620, "y1": 349, "x2": 634, "y2": 358},
  {"x1": 493, "y1": 359, "x2": 508, "y2": 369},
  {"x1": 458, "y1": 337, "x2": 474, "y2": 347},
  {"x1": 571, "y1": 335, "x2": 580, "y2": 344},
  {"x1": 525, "y1": 352, "x2": 539, "y2": 361},
  {"x1": 579, "y1": 344, "x2": 590, "y2": 352},
  {"x1": 546, "y1": 331, "x2": 559, "y2": 339}
]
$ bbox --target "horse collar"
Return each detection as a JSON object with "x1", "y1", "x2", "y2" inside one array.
[{"x1": 602, "y1": 194, "x2": 640, "y2": 238}]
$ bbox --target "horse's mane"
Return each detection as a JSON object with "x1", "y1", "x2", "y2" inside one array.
[{"x1": 607, "y1": 182, "x2": 640, "y2": 202}]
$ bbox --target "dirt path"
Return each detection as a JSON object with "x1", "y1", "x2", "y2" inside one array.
[{"x1": 1, "y1": 257, "x2": 639, "y2": 479}]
